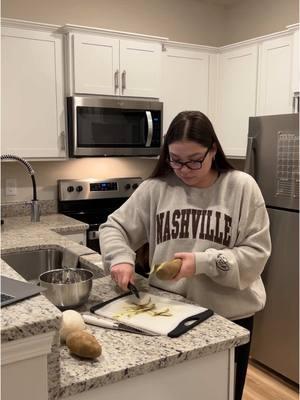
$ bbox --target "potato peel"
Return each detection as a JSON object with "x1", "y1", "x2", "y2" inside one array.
[{"x1": 113, "y1": 298, "x2": 173, "y2": 319}]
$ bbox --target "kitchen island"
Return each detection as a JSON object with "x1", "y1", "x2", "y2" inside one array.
[{"x1": 1, "y1": 214, "x2": 249, "y2": 400}]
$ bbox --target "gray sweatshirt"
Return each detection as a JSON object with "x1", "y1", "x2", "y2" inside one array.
[{"x1": 99, "y1": 170, "x2": 271, "y2": 320}]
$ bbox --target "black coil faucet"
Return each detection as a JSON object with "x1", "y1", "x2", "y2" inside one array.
[{"x1": 1, "y1": 154, "x2": 40, "y2": 222}]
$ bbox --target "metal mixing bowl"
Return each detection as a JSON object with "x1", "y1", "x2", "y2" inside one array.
[{"x1": 39, "y1": 268, "x2": 93, "y2": 310}]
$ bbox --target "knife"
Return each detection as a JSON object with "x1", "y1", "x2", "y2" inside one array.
[
  {"x1": 127, "y1": 282, "x2": 140, "y2": 299},
  {"x1": 82, "y1": 314, "x2": 158, "y2": 336}
]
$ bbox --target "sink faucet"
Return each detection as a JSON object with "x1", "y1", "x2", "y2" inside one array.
[{"x1": 1, "y1": 154, "x2": 40, "y2": 222}]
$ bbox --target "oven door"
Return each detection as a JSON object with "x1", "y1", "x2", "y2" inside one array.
[{"x1": 67, "y1": 96, "x2": 162, "y2": 157}]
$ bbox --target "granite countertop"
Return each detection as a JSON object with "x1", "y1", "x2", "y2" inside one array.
[
  {"x1": 58, "y1": 275, "x2": 250, "y2": 399},
  {"x1": 1, "y1": 213, "x2": 250, "y2": 400},
  {"x1": 1, "y1": 213, "x2": 103, "y2": 343}
]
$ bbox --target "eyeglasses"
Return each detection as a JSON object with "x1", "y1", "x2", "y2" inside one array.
[{"x1": 168, "y1": 147, "x2": 211, "y2": 170}]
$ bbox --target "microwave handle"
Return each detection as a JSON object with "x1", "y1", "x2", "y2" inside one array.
[{"x1": 145, "y1": 111, "x2": 153, "y2": 147}]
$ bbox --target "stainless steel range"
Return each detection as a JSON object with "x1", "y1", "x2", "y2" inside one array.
[{"x1": 58, "y1": 177, "x2": 143, "y2": 253}]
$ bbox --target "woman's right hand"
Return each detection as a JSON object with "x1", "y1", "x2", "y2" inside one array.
[{"x1": 110, "y1": 263, "x2": 134, "y2": 291}]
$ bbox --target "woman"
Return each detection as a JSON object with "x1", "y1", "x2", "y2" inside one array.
[{"x1": 99, "y1": 111, "x2": 271, "y2": 400}]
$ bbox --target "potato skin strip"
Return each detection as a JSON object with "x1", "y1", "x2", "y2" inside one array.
[{"x1": 113, "y1": 300, "x2": 173, "y2": 318}]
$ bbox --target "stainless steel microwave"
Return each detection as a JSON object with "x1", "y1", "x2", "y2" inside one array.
[{"x1": 67, "y1": 96, "x2": 163, "y2": 157}]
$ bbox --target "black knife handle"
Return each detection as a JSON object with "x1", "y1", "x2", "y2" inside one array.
[
  {"x1": 168, "y1": 309, "x2": 214, "y2": 338},
  {"x1": 127, "y1": 282, "x2": 140, "y2": 298}
]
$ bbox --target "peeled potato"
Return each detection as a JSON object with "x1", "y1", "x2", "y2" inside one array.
[
  {"x1": 60, "y1": 310, "x2": 86, "y2": 343},
  {"x1": 154, "y1": 258, "x2": 182, "y2": 280},
  {"x1": 130, "y1": 293, "x2": 151, "y2": 306},
  {"x1": 66, "y1": 330, "x2": 102, "y2": 359}
]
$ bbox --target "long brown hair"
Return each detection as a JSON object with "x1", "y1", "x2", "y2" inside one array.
[{"x1": 150, "y1": 111, "x2": 234, "y2": 178}]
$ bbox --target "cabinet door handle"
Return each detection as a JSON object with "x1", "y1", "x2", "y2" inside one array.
[
  {"x1": 293, "y1": 91, "x2": 299, "y2": 113},
  {"x1": 60, "y1": 131, "x2": 66, "y2": 151},
  {"x1": 122, "y1": 70, "x2": 126, "y2": 92},
  {"x1": 114, "y1": 70, "x2": 119, "y2": 90}
]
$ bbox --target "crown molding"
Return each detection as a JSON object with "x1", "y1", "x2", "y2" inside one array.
[
  {"x1": 60, "y1": 23, "x2": 168, "y2": 42},
  {"x1": 220, "y1": 25, "x2": 298, "y2": 51},
  {"x1": 1, "y1": 18, "x2": 60, "y2": 32},
  {"x1": 162, "y1": 40, "x2": 219, "y2": 53},
  {"x1": 1, "y1": 18, "x2": 298, "y2": 50}
]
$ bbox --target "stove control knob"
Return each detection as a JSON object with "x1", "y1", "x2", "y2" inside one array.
[
  {"x1": 67, "y1": 186, "x2": 74, "y2": 193},
  {"x1": 76, "y1": 185, "x2": 83, "y2": 192},
  {"x1": 132, "y1": 183, "x2": 139, "y2": 190},
  {"x1": 124, "y1": 183, "x2": 131, "y2": 190}
]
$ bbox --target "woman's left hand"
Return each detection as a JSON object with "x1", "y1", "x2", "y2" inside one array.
[{"x1": 172, "y1": 252, "x2": 196, "y2": 280}]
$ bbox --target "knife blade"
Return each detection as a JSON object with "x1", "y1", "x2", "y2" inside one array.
[
  {"x1": 127, "y1": 282, "x2": 140, "y2": 299},
  {"x1": 82, "y1": 314, "x2": 158, "y2": 336}
]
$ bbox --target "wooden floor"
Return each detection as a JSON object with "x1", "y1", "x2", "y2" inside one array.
[{"x1": 243, "y1": 362, "x2": 299, "y2": 400}]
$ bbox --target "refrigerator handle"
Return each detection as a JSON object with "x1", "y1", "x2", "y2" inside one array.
[{"x1": 244, "y1": 136, "x2": 256, "y2": 177}]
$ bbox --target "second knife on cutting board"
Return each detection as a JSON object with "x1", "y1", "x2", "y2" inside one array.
[{"x1": 82, "y1": 314, "x2": 158, "y2": 336}]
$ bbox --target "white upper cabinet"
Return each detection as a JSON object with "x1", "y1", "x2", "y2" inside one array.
[
  {"x1": 161, "y1": 43, "x2": 218, "y2": 134},
  {"x1": 256, "y1": 34, "x2": 294, "y2": 115},
  {"x1": 216, "y1": 44, "x2": 258, "y2": 157},
  {"x1": 1, "y1": 23, "x2": 66, "y2": 158},
  {"x1": 291, "y1": 26, "x2": 299, "y2": 95},
  {"x1": 68, "y1": 31, "x2": 162, "y2": 98},
  {"x1": 73, "y1": 34, "x2": 119, "y2": 95},
  {"x1": 119, "y1": 39, "x2": 161, "y2": 98}
]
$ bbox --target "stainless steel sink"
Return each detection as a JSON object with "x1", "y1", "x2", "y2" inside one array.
[{"x1": 2, "y1": 249, "x2": 65, "y2": 282}]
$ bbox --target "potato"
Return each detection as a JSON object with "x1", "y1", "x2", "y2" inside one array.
[
  {"x1": 66, "y1": 330, "x2": 102, "y2": 359},
  {"x1": 130, "y1": 293, "x2": 151, "y2": 306},
  {"x1": 154, "y1": 258, "x2": 182, "y2": 280},
  {"x1": 60, "y1": 310, "x2": 86, "y2": 343}
]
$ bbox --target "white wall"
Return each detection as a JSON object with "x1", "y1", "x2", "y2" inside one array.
[
  {"x1": 1, "y1": 158, "x2": 158, "y2": 202},
  {"x1": 223, "y1": 0, "x2": 299, "y2": 45}
]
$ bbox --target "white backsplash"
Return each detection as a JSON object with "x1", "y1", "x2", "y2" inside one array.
[{"x1": 1, "y1": 157, "x2": 158, "y2": 204}]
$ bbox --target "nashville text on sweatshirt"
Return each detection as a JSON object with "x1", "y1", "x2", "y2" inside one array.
[{"x1": 156, "y1": 209, "x2": 232, "y2": 246}]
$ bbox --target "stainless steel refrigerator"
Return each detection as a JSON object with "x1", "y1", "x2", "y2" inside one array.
[{"x1": 245, "y1": 113, "x2": 299, "y2": 384}]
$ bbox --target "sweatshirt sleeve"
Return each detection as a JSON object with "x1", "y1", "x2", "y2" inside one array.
[
  {"x1": 99, "y1": 182, "x2": 150, "y2": 272},
  {"x1": 194, "y1": 186, "x2": 271, "y2": 291}
]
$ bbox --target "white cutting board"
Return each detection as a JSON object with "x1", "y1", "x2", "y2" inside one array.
[{"x1": 94, "y1": 292, "x2": 208, "y2": 336}]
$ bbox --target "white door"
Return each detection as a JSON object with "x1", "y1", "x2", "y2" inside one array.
[
  {"x1": 73, "y1": 34, "x2": 119, "y2": 95},
  {"x1": 257, "y1": 35, "x2": 294, "y2": 115},
  {"x1": 120, "y1": 39, "x2": 161, "y2": 98},
  {"x1": 1, "y1": 27, "x2": 66, "y2": 158},
  {"x1": 161, "y1": 46, "x2": 210, "y2": 135},
  {"x1": 216, "y1": 44, "x2": 258, "y2": 157}
]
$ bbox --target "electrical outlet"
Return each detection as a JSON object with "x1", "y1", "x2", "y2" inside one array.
[{"x1": 6, "y1": 178, "x2": 17, "y2": 196}]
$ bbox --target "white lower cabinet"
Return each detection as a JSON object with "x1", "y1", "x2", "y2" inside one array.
[
  {"x1": 1, "y1": 331, "x2": 55, "y2": 400},
  {"x1": 216, "y1": 44, "x2": 258, "y2": 158},
  {"x1": 161, "y1": 43, "x2": 218, "y2": 134},
  {"x1": 1, "y1": 24, "x2": 66, "y2": 158},
  {"x1": 67, "y1": 349, "x2": 235, "y2": 400},
  {"x1": 256, "y1": 34, "x2": 294, "y2": 116}
]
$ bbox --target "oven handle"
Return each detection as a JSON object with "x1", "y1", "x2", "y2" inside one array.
[
  {"x1": 88, "y1": 230, "x2": 99, "y2": 240},
  {"x1": 145, "y1": 111, "x2": 153, "y2": 147}
]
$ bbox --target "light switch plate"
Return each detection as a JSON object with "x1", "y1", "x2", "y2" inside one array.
[{"x1": 6, "y1": 178, "x2": 17, "y2": 196}]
